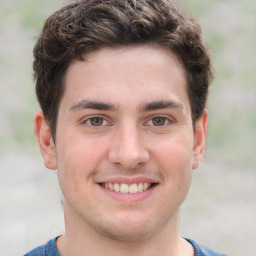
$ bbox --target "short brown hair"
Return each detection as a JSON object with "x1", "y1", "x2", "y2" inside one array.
[{"x1": 33, "y1": 0, "x2": 213, "y2": 137}]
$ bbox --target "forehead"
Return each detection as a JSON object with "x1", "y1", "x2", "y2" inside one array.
[
  {"x1": 70, "y1": 45, "x2": 186, "y2": 82},
  {"x1": 61, "y1": 45, "x2": 189, "y2": 112}
]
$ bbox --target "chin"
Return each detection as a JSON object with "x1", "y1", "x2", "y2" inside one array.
[
  {"x1": 94, "y1": 215, "x2": 159, "y2": 242},
  {"x1": 100, "y1": 226, "x2": 151, "y2": 242}
]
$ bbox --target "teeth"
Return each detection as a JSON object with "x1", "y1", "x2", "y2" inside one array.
[
  {"x1": 143, "y1": 182, "x2": 149, "y2": 190},
  {"x1": 103, "y1": 182, "x2": 151, "y2": 193},
  {"x1": 120, "y1": 184, "x2": 129, "y2": 193},
  {"x1": 129, "y1": 183, "x2": 137, "y2": 193},
  {"x1": 109, "y1": 183, "x2": 114, "y2": 190},
  {"x1": 113, "y1": 183, "x2": 120, "y2": 192},
  {"x1": 138, "y1": 183, "x2": 143, "y2": 192}
]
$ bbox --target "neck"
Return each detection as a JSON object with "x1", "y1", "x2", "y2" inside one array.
[{"x1": 57, "y1": 203, "x2": 193, "y2": 256}]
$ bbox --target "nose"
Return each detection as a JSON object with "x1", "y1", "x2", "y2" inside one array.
[{"x1": 108, "y1": 124, "x2": 150, "y2": 169}]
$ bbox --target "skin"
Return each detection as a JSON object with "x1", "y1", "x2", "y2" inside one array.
[{"x1": 35, "y1": 45, "x2": 207, "y2": 256}]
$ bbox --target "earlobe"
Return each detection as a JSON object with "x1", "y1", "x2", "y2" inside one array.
[
  {"x1": 192, "y1": 109, "x2": 208, "y2": 169},
  {"x1": 34, "y1": 110, "x2": 57, "y2": 170}
]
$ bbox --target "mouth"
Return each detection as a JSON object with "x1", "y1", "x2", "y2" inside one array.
[{"x1": 99, "y1": 182, "x2": 157, "y2": 194}]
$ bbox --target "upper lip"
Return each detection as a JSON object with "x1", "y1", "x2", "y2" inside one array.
[{"x1": 96, "y1": 176, "x2": 160, "y2": 185}]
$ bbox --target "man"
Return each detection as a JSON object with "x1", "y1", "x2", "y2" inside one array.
[{"x1": 25, "y1": 0, "x2": 227, "y2": 255}]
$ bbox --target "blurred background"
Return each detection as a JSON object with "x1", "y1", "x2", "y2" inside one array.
[{"x1": 0, "y1": 0, "x2": 255, "y2": 255}]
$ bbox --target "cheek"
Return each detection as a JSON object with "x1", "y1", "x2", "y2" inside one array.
[
  {"x1": 152, "y1": 134, "x2": 194, "y2": 187},
  {"x1": 58, "y1": 134, "x2": 107, "y2": 168},
  {"x1": 154, "y1": 133, "x2": 194, "y2": 167},
  {"x1": 56, "y1": 136, "x2": 108, "y2": 193}
]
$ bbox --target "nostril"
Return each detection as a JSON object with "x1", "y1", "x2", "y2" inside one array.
[{"x1": 108, "y1": 131, "x2": 150, "y2": 169}]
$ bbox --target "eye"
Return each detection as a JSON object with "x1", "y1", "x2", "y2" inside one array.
[
  {"x1": 83, "y1": 116, "x2": 109, "y2": 127},
  {"x1": 145, "y1": 116, "x2": 171, "y2": 127},
  {"x1": 152, "y1": 116, "x2": 167, "y2": 126},
  {"x1": 89, "y1": 117, "x2": 104, "y2": 126}
]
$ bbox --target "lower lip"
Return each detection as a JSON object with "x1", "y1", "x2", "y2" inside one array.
[{"x1": 98, "y1": 184, "x2": 158, "y2": 202}]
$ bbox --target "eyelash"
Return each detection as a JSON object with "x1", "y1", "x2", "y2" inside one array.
[
  {"x1": 144, "y1": 115, "x2": 173, "y2": 127},
  {"x1": 81, "y1": 116, "x2": 111, "y2": 128},
  {"x1": 81, "y1": 115, "x2": 173, "y2": 128}
]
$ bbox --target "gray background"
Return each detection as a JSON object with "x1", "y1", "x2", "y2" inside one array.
[{"x1": 0, "y1": 0, "x2": 255, "y2": 255}]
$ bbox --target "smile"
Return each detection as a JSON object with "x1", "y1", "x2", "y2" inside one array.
[{"x1": 101, "y1": 182, "x2": 154, "y2": 194}]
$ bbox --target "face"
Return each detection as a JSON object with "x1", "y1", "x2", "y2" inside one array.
[{"x1": 35, "y1": 45, "x2": 207, "y2": 242}]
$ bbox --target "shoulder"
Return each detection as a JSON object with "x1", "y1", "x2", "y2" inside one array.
[
  {"x1": 185, "y1": 238, "x2": 228, "y2": 256},
  {"x1": 24, "y1": 244, "x2": 45, "y2": 256},
  {"x1": 24, "y1": 237, "x2": 60, "y2": 256}
]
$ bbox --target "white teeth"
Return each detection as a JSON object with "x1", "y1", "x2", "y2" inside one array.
[
  {"x1": 113, "y1": 183, "x2": 119, "y2": 192},
  {"x1": 120, "y1": 183, "x2": 129, "y2": 193},
  {"x1": 138, "y1": 183, "x2": 143, "y2": 192},
  {"x1": 103, "y1": 182, "x2": 151, "y2": 193},
  {"x1": 129, "y1": 183, "x2": 138, "y2": 193}
]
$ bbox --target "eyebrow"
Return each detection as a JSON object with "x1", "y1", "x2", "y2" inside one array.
[
  {"x1": 138, "y1": 100, "x2": 184, "y2": 112},
  {"x1": 69, "y1": 100, "x2": 118, "y2": 112},
  {"x1": 69, "y1": 99, "x2": 184, "y2": 113}
]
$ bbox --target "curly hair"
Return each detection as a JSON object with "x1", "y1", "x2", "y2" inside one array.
[{"x1": 33, "y1": 0, "x2": 213, "y2": 137}]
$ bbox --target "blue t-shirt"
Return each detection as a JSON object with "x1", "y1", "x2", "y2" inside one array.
[{"x1": 24, "y1": 237, "x2": 228, "y2": 256}]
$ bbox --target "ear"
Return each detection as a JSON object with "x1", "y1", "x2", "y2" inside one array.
[
  {"x1": 34, "y1": 110, "x2": 57, "y2": 170},
  {"x1": 192, "y1": 109, "x2": 208, "y2": 169}
]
